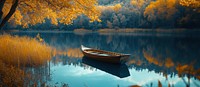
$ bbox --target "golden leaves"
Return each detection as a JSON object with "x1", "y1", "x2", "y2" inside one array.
[
  {"x1": 13, "y1": 10, "x2": 23, "y2": 25},
  {"x1": 3, "y1": 0, "x2": 101, "y2": 28},
  {"x1": 130, "y1": 0, "x2": 145, "y2": 9},
  {"x1": 180, "y1": 0, "x2": 200, "y2": 8},
  {"x1": 113, "y1": 4, "x2": 122, "y2": 12},
  {"x1": 143, "y1": 50, "x2": 163, "y2": 66},
  {"x1": 165, "y1": 58, "x2": 174, "y2": 68},
  {"x1": 67, "y1": 48, "x2": 83, "y2": 58},
  {"x1": 97, "y1": 4, "x2": 122, "y2": 13},
  {"x1": 144, "y1": 0, "x2": 178, "y2": 21}
]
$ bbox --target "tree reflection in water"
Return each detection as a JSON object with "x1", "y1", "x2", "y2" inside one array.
[{"x1": 9, "y1": 32, "x2": 200, "y2": 87}]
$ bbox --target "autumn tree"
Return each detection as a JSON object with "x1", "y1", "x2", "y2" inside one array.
[
  {"x1": 180, "y1": 0, "x2": 200, "y2": 11},
  {"x1": 178, "y1": 0, "x2": 200, "y2": 28},
  {"x1": 130, "y1": 0, "x2": 151, "y2": 27},
  {"x1": 130, "y1": 0, "x2": 151, "y2": 15},
  {"x1": 144, "y1": 0, "x2": 179, "y2": 28},
  {"x1": 0, "y1": 0, "x2": 101, "y2": 29},
  {"x1": 97, "y1": 3, "x2": 122, "y2": 12},
  {"x1": 143, "y1": 0, "x2": 200, "y2": 28}
]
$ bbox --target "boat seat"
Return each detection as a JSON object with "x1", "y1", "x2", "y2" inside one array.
[{"x1": 98, "y1": 54, "x2": 110, "y2": 56}]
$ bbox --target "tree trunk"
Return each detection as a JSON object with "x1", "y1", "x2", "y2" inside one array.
[
  {"x1": 0, "y1": 0, "x2": 19, "y2": 30},
  {"x1": 0, "y1": 0, "x2": 6, "y2": 19}
]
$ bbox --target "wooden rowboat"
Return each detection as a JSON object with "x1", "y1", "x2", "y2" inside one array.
[{"x1": 81, "y1": 45, "x2": 130, "y2": 63}]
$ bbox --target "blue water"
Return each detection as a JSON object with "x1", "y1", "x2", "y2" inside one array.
[{"x1": 11, "y1": 31, "x2": 200, "y2": 87}]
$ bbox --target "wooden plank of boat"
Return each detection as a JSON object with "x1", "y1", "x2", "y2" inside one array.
[{"x1": 81, "y1": 45, "x2": 130, "y2": 63}]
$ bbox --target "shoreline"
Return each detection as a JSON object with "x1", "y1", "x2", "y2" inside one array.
[{"x1": 1, "y1": 28, "x2": 200, "y2": 34}]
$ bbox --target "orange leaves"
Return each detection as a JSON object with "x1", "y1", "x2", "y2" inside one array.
[
  {"x1": 143, "y1": 1, "x2": 156, "y2": 21},
  {"x1": 67, "y1": 48, "x2": 83, "y2": 58},
  {"x1": 144, "y1": 0, "x2": 178, "y2": 21},
  {"x1": 143, "y1": 49, "x2": 175, "y2": 68},
  {"x1": 130, "y1": 0, "x2": 146, "y2": 10},
  {"x1": 165, "y1": 58, "x2": 174, "y2": 68},
  {"x1": 144, "y1": 0, "x2": 199, "y2": 23},
  {"x1": 12, "y1": 10, "x2": 23, "y2": 25},
  {"x1": 97, "y1": 4, "x2": 122, "y2": 12},
  {"x1": 0, "y1": 61, "x2": 25, "y2": 87},
  {"x1": 3, "y1": 0, "x2": 101, "y2": 28},
  {"x1": 143, "y1": 50, "x2": 163, "y2": 66},
  {"x1": 176, "y1": 64, "x2": 195, "y2": 76},
  {"x1": 180, "y1": 0, "x2": 200, "y2": 8},
  {"x1": 180, "y1": 0, "x2": 200, "y2": 12},
  {"x1": 113, "y1": 4, "x2": 122, "y2": 12}
]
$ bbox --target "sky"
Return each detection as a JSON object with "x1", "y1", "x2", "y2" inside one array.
[{"x1": 49, "y1": 63, "x2": 200, "y2": 87}]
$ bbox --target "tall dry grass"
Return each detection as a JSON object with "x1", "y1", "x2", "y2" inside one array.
[
  {"x1": 0, "y1": 34, "x2": 53, "y2": 86},
  {"x1": 0, "y1": 60, "x2": 25, "y2": 86},
  {"x1": 0, "y1": 34, "x2": 52, "y2": 67},
  {"x1": 0, "y1": 34, "x2": 79, "y2": 86}
]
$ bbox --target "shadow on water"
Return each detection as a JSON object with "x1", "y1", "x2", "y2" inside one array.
[{"x1": 82, "y1": 56, "x2": 130, "y2": 78}]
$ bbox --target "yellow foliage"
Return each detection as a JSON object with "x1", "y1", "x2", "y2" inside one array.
[
  {"x1": 180, "y1": 0, "x2": 200, "y2": 9},
  {"x1": 175, "y1": 64, "x2": 200, "y2": 80},
  {"x1": 113, "y1": 4, "x2": 122, "y2": 12},
  {"x1": 176, "y1": 64, "x2": 189, "y2": 72},
  {"x1": 143, "y1": 50, "x2": 163, "y2": 66},
  {"x1": 127, "y1": 59, "x2": 143, "y2": 66},
  {"x1": 52, "y1": 50, "x2": 67, "y2": 57},
  {"x1": 165, "y1": 58, "x2": 174, "y2": 68},
  {"x1": 131, "y1": 0, "x2": 137, "y2": 6},
  {"x1": 0, "y1": 34, "x2": 52, "y2": 66},
  {"x1": 67, "y1": 48, "x2": 83, "y2": 58},
  {"x1": 2, "y1": 0, "x2": 101, "y2": 27},
  {"x1": 97, "y1": 4, "x2": 122, "y2": 12},
  {"x1": 144, "y1": 0, "x2": 178, "y2": 21},
  {"x1": 130, "y1": 0, "x2": 145, "y2": 9}
]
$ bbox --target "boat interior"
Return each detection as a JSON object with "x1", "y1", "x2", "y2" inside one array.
[{"x1": 84, "y1": 49, "x2": 121, "y2": 56}]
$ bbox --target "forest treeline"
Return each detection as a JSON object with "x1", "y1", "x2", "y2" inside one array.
[{"x1": 3, "y1": 0, "x2": 200, "y2": 30}]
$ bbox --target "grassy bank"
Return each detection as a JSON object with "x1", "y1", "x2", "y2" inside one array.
[
  {"x1": 97, "y1": 28, "x2": 191, "y2": 33},
  {"x1": 6, "y1": 28, "x2": 200, "y2": 34},
  {"x1": 0, "y1": 34, "x2": 52, "y2": 66},
  {"x1": 0, "y1": 34, "x2": 52, "y2": 86}
]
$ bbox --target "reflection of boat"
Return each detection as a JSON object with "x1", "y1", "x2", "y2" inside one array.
[
  {"x1": 81, "y1": 45, "x2": 130, "y2": 63},
  {"x1": 82, "y1": 57, "x2": 130, "y2": 78}
]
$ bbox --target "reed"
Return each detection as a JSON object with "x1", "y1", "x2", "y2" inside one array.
[
  {"x1": 0, "y1": 60, "x2": 25, "y2": 86},
  {"x1": 0, "y1": 34, "x2": 52, "y2": 67}
]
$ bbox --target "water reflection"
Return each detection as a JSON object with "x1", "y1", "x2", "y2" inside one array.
[
  {"x1": 82, "y1": 57, "x2": 130, "y2": 78},
  {"x1": 11, "y1": 32, "x2": 200, "y2": 87}
]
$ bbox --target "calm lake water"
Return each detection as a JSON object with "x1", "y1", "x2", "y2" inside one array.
[{"x1": 11, "y1": 31, "x2": 200, "y2": 87}]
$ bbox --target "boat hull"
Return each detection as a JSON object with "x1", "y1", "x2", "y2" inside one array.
[
  {"x1": 81, "y1": 45, "x2": 130, "y2": 64},
  {"x1": 82, "y1": 52, "x2": 121, "y2": 63}
]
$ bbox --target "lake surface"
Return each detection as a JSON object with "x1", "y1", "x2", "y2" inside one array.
[{"x1": 11, "y1": 31, "x2": 200, "y2": 87}]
